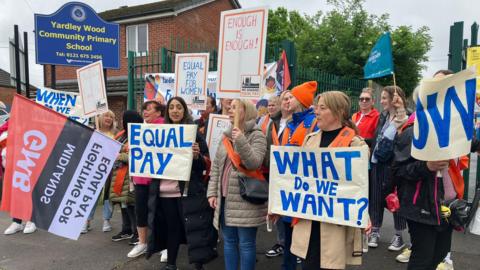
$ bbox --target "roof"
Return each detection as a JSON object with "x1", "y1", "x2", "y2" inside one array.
[
  {"x1": 0, "y1": 68, "x2": 11, "y2": 87},
  {"x1": 99, "y1": 0, "x2": 241, "y2": 22}
]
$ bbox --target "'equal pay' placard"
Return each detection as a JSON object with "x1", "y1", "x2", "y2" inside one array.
[
  {"x1": 412, "y1": 67, "x2": 476, "y2": 161},
  {"x1": 128, "y1": 124, "x2": 197, "y2": 181},
  {"x1": 269, "y1": 146, "x2": 370, "y2": 228},
  {"x1": 175, "y1": 53, "x2": 209, "y2": 110}
]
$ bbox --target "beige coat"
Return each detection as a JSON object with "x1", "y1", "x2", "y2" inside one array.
[
  {"x1": 207, "y1": 120, "x2": 267, "y2": 229},
  {"x1": 290, "y1": 130, "x2": 366, "y2": 269}
]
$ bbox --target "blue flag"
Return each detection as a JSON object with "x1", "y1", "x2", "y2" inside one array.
[{"x1": 364, "y1": 32, "x2": 394, "y2": 79}]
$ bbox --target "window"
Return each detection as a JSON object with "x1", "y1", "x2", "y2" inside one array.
[{"x1": 126, "y1": 24, "x2": 148, "y2": 55}]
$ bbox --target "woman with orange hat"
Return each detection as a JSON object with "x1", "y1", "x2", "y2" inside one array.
[{"x1": 275, "y1": 81, "x2": 318, "y2": 270}]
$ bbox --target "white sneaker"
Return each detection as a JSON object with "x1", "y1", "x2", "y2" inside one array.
[
  {"x1": 102, "y1": 220, "x2": 112, "y2": 232},
  {"x1": 23, "y1": 221, "x2": 36, "y2": 234},
  {"x1": 437, "y1": 260, "x2": 454, "y2": 270},
  {"x1": 396, "y1": 248, "x2": 411, "y2": 263},
  {"x1": 127, "y1": 243, "x2": 147, "y2": 258},
  {"x1": 81, "y1": 222, "x2": 90, "y2": 234},
  {"x1": 160, "y1": 249, "x2": 168, "y2": 262},
  {"x1": 4, "y1": 222, "x2": 24, "y2": 235}
]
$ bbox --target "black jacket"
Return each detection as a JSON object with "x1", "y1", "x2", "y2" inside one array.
[
  {"x1": 146, "y1": 133, "x2": 217, "y2": 264},
  {"x1": 391, "y1": 125, "x2": 480, "y2": 227}
]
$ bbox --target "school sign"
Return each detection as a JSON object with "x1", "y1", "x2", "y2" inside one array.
[{"x1": 35, "y1": 2, "x2": 119, "y2": 69}]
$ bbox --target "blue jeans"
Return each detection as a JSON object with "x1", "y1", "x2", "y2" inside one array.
[
  {"x1": 88, "y1": 200, "x2": 113, "y2": 221},
  {"x1": 221, "y1": 204, "x2": 258, "y2": 270}
]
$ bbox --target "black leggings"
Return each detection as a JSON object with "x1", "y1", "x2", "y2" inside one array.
[
  {"x1": 407, "y1": 220, "x2": 452, "y2": 270},
  {"x1": 160, "y1": 197, "x2": 184, "y2": 266},
  {"x1": 134, "y1": 184, "x2": 149, "y2": 227},
  {"x1": 304, "y1": 221, "x2": 320, "y2": 270}
]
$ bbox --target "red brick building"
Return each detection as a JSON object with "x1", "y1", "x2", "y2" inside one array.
[{"x1": 46, "y1": 0, "x2": 240, "y2": 119}]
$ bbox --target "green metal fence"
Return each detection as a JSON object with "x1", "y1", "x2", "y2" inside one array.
[
  {"x1": 127, "y1": 38, "x2": 367, "y2": 114},
  {"x1": 127, "y1": 36, "x2": 218, "y2": 110},
  {"x1": 296, "y1": 67, "x2": 367, "y2": 113}
]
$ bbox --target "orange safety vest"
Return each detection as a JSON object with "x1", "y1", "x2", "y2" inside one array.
[
  {"x1": 291, "y1": 126, "x2": 357, "y2": 226},
  {"x1": 261, "y1": 115, "x2": 282, "y2": 146},
  {"x1": 281, "y1": 119, "x2": 318, "y2": 146},
  {"x1": 222, "y1": 136, "x2": 266, "y2": 180},
  {"x1": 113, "y1": 130, "x2": 128, "y2": 196}
]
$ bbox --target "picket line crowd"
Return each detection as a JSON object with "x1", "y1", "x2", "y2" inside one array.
[{"x1": 1, "y1": 70, "x2": 478, "y2": 270}]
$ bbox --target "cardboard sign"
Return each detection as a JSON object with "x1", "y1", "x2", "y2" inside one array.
[
  {"x1": 412, "y1": 67, "x2": 476, "y2": 161},
  {"x1": 128, "y1": 124, "x2": 197, "y2": 181},
  {"x1": 205, "y1": 114, "x2": 231, "y2": 162},
  {"x1": 1, "y1": 95, "x2": 121, "y2": 240},
  {"x1": 466, "y1": 47, "x2": 480, "y2": 111},
  {"x1": 76, "y1": 61, "x2": 108, "y2": 117},
  {"x1": 35, "y1": 87, "x2": 89, "y2": 125},
  {"x1": 216, "y1": 7, "x2": 268, "y2": 99},
  {"x1": 175, "y1": 53, "x2": 209, "y2": 110},
  {"x1": 269, "y1": 145, "x2": 370, "y2": 228}
]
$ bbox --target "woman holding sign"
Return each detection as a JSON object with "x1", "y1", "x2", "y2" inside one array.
[
  {"x1": 290, "y1": 91, "x2": 366, "y2": 269},
  {"x1": 146, "y1": 97, "x2": 217, "y2": 270},
  {"x1": 207, "y1": 99, "x2": 267, "y2": 270}
]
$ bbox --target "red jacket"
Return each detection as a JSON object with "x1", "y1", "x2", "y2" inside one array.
[{"x1": 352, "y1": 108, "x2": 380, "y2": 139}]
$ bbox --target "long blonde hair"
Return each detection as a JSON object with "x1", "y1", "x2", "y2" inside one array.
[
  {"x1": 315, "y1": 91, "x2": 358, "y2": 134},
  {"x1": 98, "y1": 110, "x2": 117, "y2": 136},
  {"x1": 234, "y1": 99, "x2": 258, "y2": 123}
]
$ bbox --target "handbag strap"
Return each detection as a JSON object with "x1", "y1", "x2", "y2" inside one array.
[{"x1": 222, "y1": 136, "x2": 265, "y2": 181}]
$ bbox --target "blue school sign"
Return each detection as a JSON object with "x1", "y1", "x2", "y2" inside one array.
[{"x1": 35, "y1": 2, "x2": 119, "y2": 69}]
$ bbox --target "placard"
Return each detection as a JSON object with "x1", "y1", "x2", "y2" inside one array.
[
  {"x1": 216, "y1": 7, "x2": 268, "y2": 99},
  {"x1": 205, "y1": 114, "x2": 231, "y2": 162},
  {"x1": 269, "y1": 145, "x2": 370, "y2": 228},
  {"x1": 76, "y1": 60, "x2": 108, "y2": 117},
  {"x1": 175, "y1": 53, "x2": 209, "y2": 110}
]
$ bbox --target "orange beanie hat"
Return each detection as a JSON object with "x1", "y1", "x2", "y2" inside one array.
[{"x1": 291, "y1": 81, "x2": 317, "y2": 108}]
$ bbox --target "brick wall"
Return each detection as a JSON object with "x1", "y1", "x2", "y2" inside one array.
[
  {"x1": 44, "y1": 0, "x2": 235, "y2": 86},
  {"x1": 0, "y1": 86, "x2": 16, "y2": 106}
]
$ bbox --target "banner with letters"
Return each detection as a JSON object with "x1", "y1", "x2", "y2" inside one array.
[
  {"x1": 216, "y1": 7, "x2": 268, "y2": 99},
  {"x1": 0, "y1": 95, "x2": 121, "y2": 240},
  {"x1": 128, "y1": 124, "x2": 197, "y2": 181},
  {"x1": 36, "y1": 87, "x2": 89, "y2": 125},
  {"x1": 205, "y1": 114, "x2": 231, "y2": 162},
  {"x1": 412, "y1": 67, "x2": 476, "y2": 161},
  {"x1": 175, "y1": 53, "x2": 209, "y2": 110},
  {"x1": 269, "y1": 145, "x2": 370, "y2": 228}
]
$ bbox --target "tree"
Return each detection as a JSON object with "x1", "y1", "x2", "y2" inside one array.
[{"x1": 267, "y1": 0, "x2": 432, "y2": 96}]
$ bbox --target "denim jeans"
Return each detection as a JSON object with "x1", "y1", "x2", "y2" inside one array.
[
  {"x1": 221, "y1": 203, "x2": 258, "y2": 270},
  {"x1": 88, "y1": 200, "x2": 113, "y2": 221},
  {"x1": 276, "y1": 219, "x2": 286, "y2": 246}
]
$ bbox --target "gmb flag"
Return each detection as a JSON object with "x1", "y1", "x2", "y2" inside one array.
[
  {"x1": 364, "y1": 32, "x2": 394, "y2": 79},
  {"x1": 0, "y1": 95, "x2": 121, "y2": 240}
]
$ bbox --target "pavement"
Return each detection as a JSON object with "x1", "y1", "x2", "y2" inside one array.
[
  {"x1": 1, "y1": 206, "x2": 480, "y2": 270},
  {"x1": 1, "y1": 155, "x2": 480, "y2": 270}
]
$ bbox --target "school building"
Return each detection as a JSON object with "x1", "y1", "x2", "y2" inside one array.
[{"x1": 44, "y1": 0, "x2": 240, "y2": 120}]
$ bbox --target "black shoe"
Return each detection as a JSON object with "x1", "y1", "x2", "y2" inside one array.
[
  {"x1": 111, "y1": 231, "x2": 133, "y2": 242},
  {"x1": 129, "y1": 234, "x2": 139, "y2": 245},
  {"x1": 265, "y1": 244, "x2": 284, "y2": 257},
  {"x1": 161, "y1": 264, "x2": 177, "y2": 270}
]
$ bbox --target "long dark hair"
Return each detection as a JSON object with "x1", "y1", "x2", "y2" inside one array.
[{"x1": 164, "y1": 96, "x2": 193, "y2": 124}]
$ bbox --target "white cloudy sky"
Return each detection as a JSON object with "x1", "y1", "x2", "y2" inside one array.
[{"x1": 0, "y1": 0, "x2": 478, "y2": 88}]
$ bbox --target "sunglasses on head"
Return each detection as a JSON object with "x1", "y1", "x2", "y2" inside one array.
[{"x1": 359, "y1": 97, "x2": 371, "y2": 102}]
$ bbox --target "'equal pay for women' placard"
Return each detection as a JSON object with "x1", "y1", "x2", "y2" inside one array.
[
  {"x1": 175, "y1": 53, "x2": 209, "y2": 110},
  {"x1": 128, "y1": 124, "x2": 197, "y2": 181}
]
